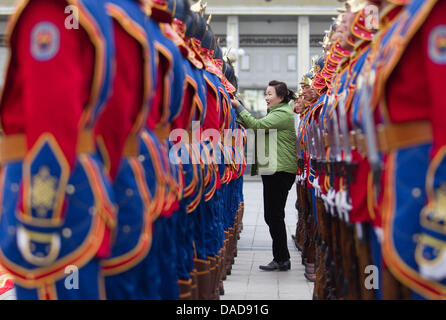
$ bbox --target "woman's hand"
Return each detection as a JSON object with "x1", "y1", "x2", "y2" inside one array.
[{"x1": 231, "y1": 98, "x2": 241, "y2": 108}]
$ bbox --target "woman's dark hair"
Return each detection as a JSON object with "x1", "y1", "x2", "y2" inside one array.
[{"x1": 268, "y1": 80, "x2": 296, "y2": 103}]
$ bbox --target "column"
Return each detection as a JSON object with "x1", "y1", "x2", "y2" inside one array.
[
  {"x1": 226, "y1": 15, "x2": 239, "y2": 76},
  {"x1": 297, "y1": 15, "x2": 310, "y2": 84}
]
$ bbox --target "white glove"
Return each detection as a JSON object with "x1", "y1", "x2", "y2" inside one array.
[
  {"x1": 321, "y1": 192, "x2": 329, "y2": 212},
  {"x1": 326, "y1": 188, "x2": 336, "y2": 216},
  {"x1": 312, "y1": 176, "x2": 321, "y2": 198},
  {"x1": 302, "y1": 169, "x2": 307, "y2": 182},
  {"x1": 298, "y1": 173, "x2": 304, "y2": 185},
  {"x1": 374, "y1": 227, "x2": 383, "y2": 244},
  {"x1": 335, "y1": 189, "x2": 342, "y2": 215},
  {"x1": 338, "y1": 190, "x2": 352, "y2": 222}
]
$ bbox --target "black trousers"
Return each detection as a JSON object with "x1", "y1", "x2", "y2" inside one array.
[{"x1": 261, "y1": 171, "x2": 296, "y2": 263}]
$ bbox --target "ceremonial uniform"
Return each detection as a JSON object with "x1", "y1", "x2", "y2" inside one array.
[
  {"x1": 295, "y1": 96, "x2": 314, "y2": 268},
  {"x1": 369, "y1": 0, "x2": 446, "y2": 299},
  {"x1": 0, "y1": 0, "x2": 245, "y2": 301},
  {"x1": 160, "y1": 0, "x2": 208, "y2": 299},
  {"x1": 350, "y1": 1, "x2": 411, "y2": 300},
  {"x1": 182, "y1": 13, "x2": 220, "y2": 300},
  {"x1": 298, "y1": 81, "x2": 322, "y2": 284},
  {"x1": 292, "y1": 0, "x2": 446, "y2": 301},
  {"x1": 208, "y1": 48, "x2": 236, "y2": 299},
  {"x1": 0, "y1": 0, "x2": 115, "y2": 299},
  {"x1": 96, "y1": 0, "x2": 157, "y2": 300},
  {"x1": 198, "y1": 47, "x2": 222, "y2": 300},
  {"x1": 144, "y1": 0, "x2": 187, "y2": 300},
  {"x1": 220, "y1": 60, "x2": 245, "y2": 290}
]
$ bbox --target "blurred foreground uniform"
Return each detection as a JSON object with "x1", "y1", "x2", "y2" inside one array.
[
  {"x1": 295, "y1": 0, "x2": 446, "y2": 301},
  {"x1": 295, "y1": 0, "x2": 382, "y2": 299},
  {"x1": 347, "y1": 1, "x2": 407, "y2": 300},
  {"x1": 97, "y1": 0, "x2": 157, "y2": 299},
  {"x1": 369, "y1": 0, "x2": 446, "y2": 299},
  {"x1": 164, "y1": 0, "x2": 206, "y2": 300},
  {"x1": 0, "y1": 0, "x2": 115, "y2": 299},
  {"x1": 171, "y1": 0, "x2": 246, "y2": 300},
  {"x1": 140, "y1": 0, "x2": 186, "y2": 300},
  {"x1": 0, "y1": 0, "x2": 246, "y2": 301}
]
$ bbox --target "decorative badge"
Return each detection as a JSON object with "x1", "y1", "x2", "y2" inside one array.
[
  {"x1": 31, "y1": 166, "x2": 58, "y2": 217},
  {"x1": 428, "y1": 25, "x2": 446, "y2": 65},
  {"x1": 30, "y1": 22, "x2": 60, "y2": 61}
]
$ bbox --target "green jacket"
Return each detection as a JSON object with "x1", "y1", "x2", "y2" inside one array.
[{"x1": 236, "y1": 102, "x2": 298, "y2": 176}]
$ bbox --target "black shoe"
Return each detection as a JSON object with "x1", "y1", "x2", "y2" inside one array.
[
  {"x1": 278, "y1": 260, "x2": 291, "y2": 271},
  {"x1": 259, "y1": 260, "x2": 280, "y2": 271},
  {"x1": 304, "y1": 272, "x2": 316, "y2": 282}
]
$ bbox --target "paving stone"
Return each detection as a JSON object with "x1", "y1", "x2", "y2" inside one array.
[{"x1": 222, "y1": 180, "x2": 312, "y2": 300}]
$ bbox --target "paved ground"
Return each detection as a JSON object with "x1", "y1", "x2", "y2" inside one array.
[{"x1": 221, "y1": 177, "x2": 314, "y2": 300}]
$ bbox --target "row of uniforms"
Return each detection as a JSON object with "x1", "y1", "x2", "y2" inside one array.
[
  {"x1": 0, "y1": 0, "x2": 247, "y2": 300},
  {"x1": 294, "y1": 0, "x2": 446, "y2": 300}
]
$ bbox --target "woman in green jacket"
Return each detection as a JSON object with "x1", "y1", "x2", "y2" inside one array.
[{"x1": 231, "y1": 80, "x2": 297, "y2": 271}]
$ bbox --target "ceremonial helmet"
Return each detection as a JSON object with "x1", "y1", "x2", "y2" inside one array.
[
  {"x1": 170, "y1": 0, "x2": 190, "y2": 38},
  {"x1": 201, "y1": 16, "x2": 216, "y2": 50},
  {"x1": 347, "y1": 0, "x2": 367, "y2": 13},
  {"x1": 185, "y1": 7, "x2": 198, "y2": 38},
  {"x1": 311, "y1": 55, "x2": 325, "y2": 75},
  {"x1": 320, "y1": 21, "x2": 337, "y2": 54},
  {"x1": 190, "y1": 0, "x2": 207, "y2": 14},
  {"x1": 189, "y1": 0, "x2": 207, "y2": 40},
  {"x1": 168, "y1": 0, "x2": 190, "y2": 21},
  {"x1": 213, "y1": 40, "x2": 227, "y2": 76},
  {"x1": 223, "y1": 57, "x2": 238, "y2": 91},
  {"x1": 311, "y1": 55, "x2": 327, "y2": 91},
  {"x1": 214, "y1": 45, "x2": 223, "y2": 60},
  {"x1": 300, "y1": 73, "x2": 314, "y2": 87},
  {"x1": 347, "y1": 0, "x2": 378, "y2": 41}
]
